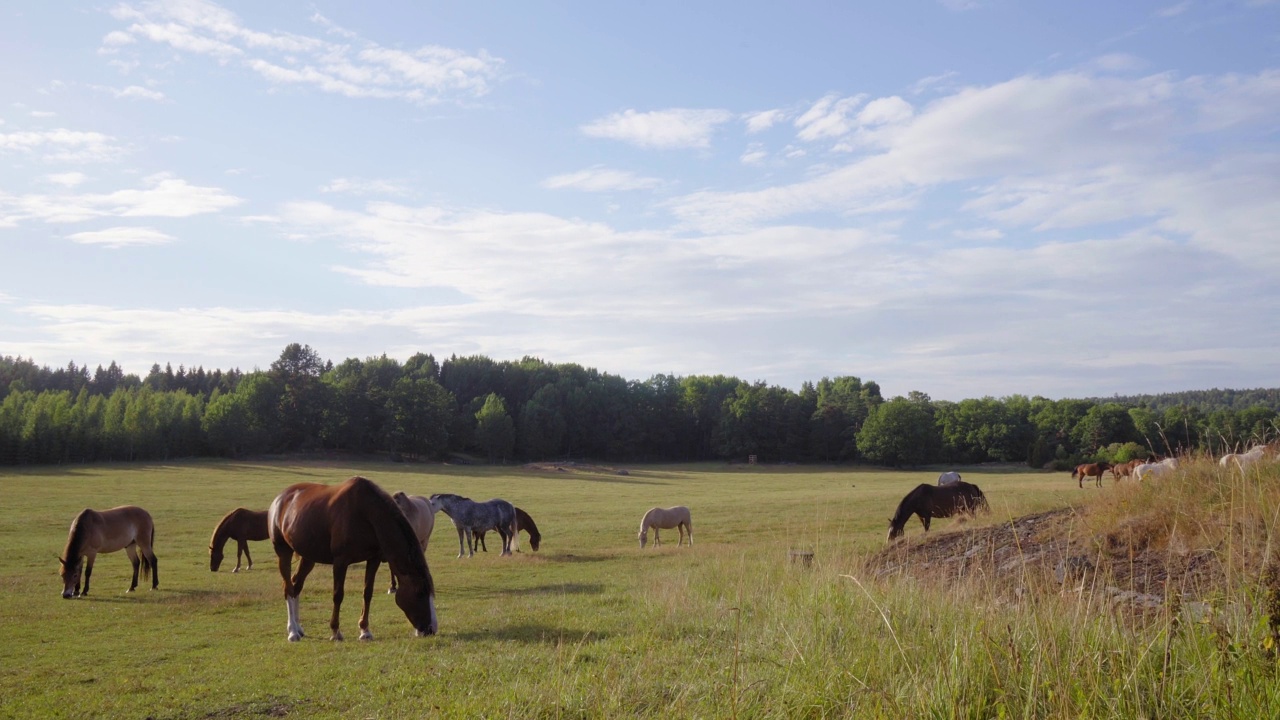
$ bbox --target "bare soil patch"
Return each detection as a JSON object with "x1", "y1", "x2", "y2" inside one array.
[{"x1": 865, "y1": 506, "x2": 1225, "y2": 610}]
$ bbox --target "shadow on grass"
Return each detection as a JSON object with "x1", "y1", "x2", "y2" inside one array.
[
  {"x1": 493, "y1": 582, "x2": 605, "y2": 597},
  {"x1": 451, "y1": 623, "x2": 610, "y2": 644}
]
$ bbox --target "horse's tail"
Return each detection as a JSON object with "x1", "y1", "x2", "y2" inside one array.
[{"x1": 140, "y1": 525, "x2": 155, "y2": 580}]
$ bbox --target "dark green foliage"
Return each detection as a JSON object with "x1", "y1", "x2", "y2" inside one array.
[{"x1": 1, "y1": 349, "x2": 1279, "y2": 467}]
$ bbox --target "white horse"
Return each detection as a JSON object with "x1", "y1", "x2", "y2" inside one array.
[
  {"x1": 1133, "y1": 459, "x2": 1177, "y2": 481},
  {"x1": 638, "y1": 506, "x2": 693, "y2": 549},
  {"x1": 387, "y1": 492, "x2": 435, "y2": 593},
  {"x1": 937, "y1": 471, "x2": 962, "y2": 486},
  {"x1": 1219, "y1": 446, "x2": 1266, "y2": 473}
]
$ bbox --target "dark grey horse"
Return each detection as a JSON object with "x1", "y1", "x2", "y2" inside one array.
[{"x1": 428, "y1": 493, "x2": 517, "y2": 557}]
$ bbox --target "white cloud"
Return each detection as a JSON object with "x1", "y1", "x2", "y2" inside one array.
[
  {"x1": 45, "y1": 172, "x2": 88, "y2": 187},
  {"x1": 114, "y1": 85, "x2": 167, "y2": 101},
  {"x1": 952, "y1": 227, "x2": 1004, "y2": 241},
  {"x1": 0, "y1": 173, "x2": 242, "y2": 224},
  {"x1": 30, "y1": 110, "x2": 57, "y2": 118},
  {"x1": 795, "y1": 93, "x2": 866, "y2": 141},
  {"x1": 739, "y1": 144, "x2": 767, "y2": 165},
  {"x1": 541, "y1": 167, "x2": 662, "y2": 192},
  {"x1": 581, "y1": 108, "x2": 734, "y2": 149},
  {"x1": 743, "y1": 109, "x2": 786, "y2": 134},
  {"x1": 668, "y1": 69, "x2": 1280, "y2": 255},
  {"x1": 67, "y1": 226, "x2": 176, "y2": 248},
  {"x1": 0, "y1": 128, "x2": 124, "y2": 163},
  {"x1": 1157, "y1": 1, "x2": 1192, "y2": 17},
  {"x1": 105, "y1": 0, "x2": 504, "y2": 104},
  {"x1": 321, "y1": 177, "x2": 409, "y2": 196},
  {"x1": 857, "y1": 96, "x2": 914, "y2": 126}
]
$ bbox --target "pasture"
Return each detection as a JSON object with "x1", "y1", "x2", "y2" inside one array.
[{"x1": 1, "y1": 460, "x2": 1272, "y2": 717}]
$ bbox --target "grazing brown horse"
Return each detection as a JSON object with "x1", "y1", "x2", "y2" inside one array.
[
  {"x1": 887, "y1": 482, "x2": 988, "y2": 542},
  {"x1": 1072, "y1": 462, "x2": 1112, "y2": 488},
  {"x1": 386, "y1": 492, "x2": 435, "y2": 594},
  {"x1": 59, "y1": 506, "x2": 158, "y2": 598},
  {"x1": 469, "y1": 506, "x2": 542, "y2": 554},
  {"x1": 268, "y1": 476, "x2": 437, "y2": 642},
  {"x1": 209, "y1": 508, "x2": 269, "y2": 572}
]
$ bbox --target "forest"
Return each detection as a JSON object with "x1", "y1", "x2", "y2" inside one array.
[{"x1": 1, "y1": 344, "x2": 1276, "y2": 468}]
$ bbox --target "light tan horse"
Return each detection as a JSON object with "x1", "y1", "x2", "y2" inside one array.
[
  {"x1": 638, "y1": 506, "x2": 693, "y2": 549},
  {"x1": 59, "y1": 506, "x2": 158, "y2": 598},
  {"x1": 386, "y1": 492, "x2": 435, "y2": 593}
]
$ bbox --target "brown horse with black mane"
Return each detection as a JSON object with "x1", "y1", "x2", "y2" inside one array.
[
  {"x1": 209, "y1": 508, "x2": 269, "y2": 572},
  {"x1": 1072, "y1": 462, "x2": 1112, "y2": 488},
  {"x1": 887, "y1": 482, "x2": 989, "y2": 542},
  {"x1": 268, "y1": 476, "x2": 437, "y2": 642},
  {"x1": 59, "y1": 506, "x2": 158, "y2": 598}
]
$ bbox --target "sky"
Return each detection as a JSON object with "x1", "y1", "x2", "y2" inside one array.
[{"x1": 1, "y1": 0, "x2": 1278, "y2": 402}]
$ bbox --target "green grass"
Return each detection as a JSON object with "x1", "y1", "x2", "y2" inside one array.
[{"x1": 1, "y1": 460, "x2": 1275, "y2": 718}]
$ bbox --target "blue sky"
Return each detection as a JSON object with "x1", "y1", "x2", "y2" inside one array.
[{"x1": 2, "y1": 0, "x2": 1278, "y2": 401}]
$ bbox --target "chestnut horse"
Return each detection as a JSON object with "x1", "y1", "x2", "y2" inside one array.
[
  {"x1": 59, "y1": 506, "x2": 158, "y2": 598},
  {"x1": 386, "y1": 492, "x2": 435, "y2": 593},
  {"x1": 268, "y1": 476, "x2": 437, "y2": 642},
  {"x1": 638, "y1": 506, "x2": 693, "y2": 549},
  {"x1": 209, "y1": 508, "x2": 269, "y2": 572},
  {"x1": 469, "y1": 506, "x2": 542, "y2": 554},
  {"x1": 1072, "y1": 462, "x2": 1112, "y2": 489},
  {"x1": 887, "y1": 482, "x2": 988, "y2": 542}
]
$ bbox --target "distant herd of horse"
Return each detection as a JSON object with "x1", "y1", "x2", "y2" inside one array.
[
  {"x1": 55, "y1": 445, "x2": 1278, "y2": 639},
  {"x1": 57, "y1": 475, "x2": 697, "y2": 641}
]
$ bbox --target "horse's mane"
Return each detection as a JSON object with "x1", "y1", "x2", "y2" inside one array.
[
  {"x1": 62, "y1": 509, "x2": 95, "y2": 563},
  {"x1": 516, "y1": 507, "x2": 540, "y2": 543},
  {"x1": 350, "y1": 478, "x2": 433, "y2": 595},
  {"x1": 889, "y1": 485, "x2": 930, "y2": 528},
  {"x1": 210, "y1": 508, "x2": 239, "y2": 549}
]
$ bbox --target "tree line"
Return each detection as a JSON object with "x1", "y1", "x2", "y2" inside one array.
[{"x1": 1, "y1": 346, "x2": 1276, "y2": 468}]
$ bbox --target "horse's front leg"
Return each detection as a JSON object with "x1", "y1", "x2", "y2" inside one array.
[
  {"x1": 82, "y1": 553, "x2": 96, "y2": 597},
  {"x1": 234, "y1": 539, "x2": 250, "y2": 572},
  {"x1": 456, "y1": 526, "x2": 467, "y2": 558},
  {"x1": 653, "y1": 528, "x2": 661, "y2": 547},
  {"x1": 329, "y1": 562, "x2": 349, "y2": 641},
  {"x1": 921, "y1": 515, "x2": 932, "y2": 532},
  {"x1": 359, "y1": 560, "x2": 380, "y2": 640},
  {"x1": 126, "y1": 545, "x2": 141, "y2": 592},
  {"x1": 275, "y1": 549, "x2": 301, "y2": 641}
]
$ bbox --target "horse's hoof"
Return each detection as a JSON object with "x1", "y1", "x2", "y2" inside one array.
[
  {"x1": 288, "y1": 632, "x2": 302, "y2": 642},
  {"x1": 126, "y1": 588, "x2": 135, "y2": 593},
  {"x1": 359, "y1": 631, "x2": 373, "y2": 641},
  {"x1": 331, "y1": 631, "x2": 344, "y2": 642},
  {"x1": 232, "y1": 568, "x2": 240, "y2": 574}
]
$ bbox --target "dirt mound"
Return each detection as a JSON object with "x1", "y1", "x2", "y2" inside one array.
[
  {"x1": 523, "y1": 461, "x2": 629, "y2": 476},
  {"x1": 865, "y1": 506, "x2": 1223, "y2": 610}
]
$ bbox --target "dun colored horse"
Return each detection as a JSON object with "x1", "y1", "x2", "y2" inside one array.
[
  {"x1": 268, "y1": 476, "x2": 437, "y2": 641},
  {"x1": 429, "y1": 493, "x2": 518, "y2": 557},
  {"x1": 59, "y1": 506, "x2": 158, "y2": 598},
  {"x1": 638, "y1": 506, "x2": 693, "y2": 549},
  {"x1": 209, "y1": 508, "x2": 269, "y2": 572},
  {"x1": 887, "y1": 482, "x2": 988, "y2": 542},
  {"x1": 386, "y1": 492, "x2": 435, "y2": 593},
  {"x1": 469, "y1": 506, "x2": 542, "y2": 553},
  {"x1": 1072, "y1": 462, "x2": 1112, "y2": 488}
]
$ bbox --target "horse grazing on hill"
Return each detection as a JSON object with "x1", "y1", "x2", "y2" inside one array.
[
  {"x1": 386, "y1": 492, "x2": 435, "y2": 593},
  {"x1": 470, "y1": 506, "x2": 541, "y2": 554},
  {"x1": 887, "y1": 482, "x2": 988, "y2": 542},
  {"x1": 937, "y1": 471, "x2": 962, "y2": 486},
  {"x1": 429, "y1": 493, "x2": 517, "y2": 557},
  {"x1": 59, "y1": 506, "x2": 158, "y2": 598},
  {"x1": 209, "y1": 508, "x2": 269, "y2": 572},
  {"x1": 268, "y1": 477, "x2": 437, "y2": 642},
  {"x1": 1132, "y1": 457, "x2": 1179, "y2": 481},
  {"x1": 1072, "y1": 462, "x2": 1112, "y2": 489},
  {"x1": 638, "y1": 506, "x2": 693, "y2": 549}
]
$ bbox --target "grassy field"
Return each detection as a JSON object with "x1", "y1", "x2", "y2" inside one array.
[{"x1": 0, "y1": 459, "x2": 1275, "y2": 718}]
